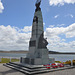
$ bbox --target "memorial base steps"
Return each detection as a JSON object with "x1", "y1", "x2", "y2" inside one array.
[{"x1": 3, "y1": 62, "x2": 75, "y2": 75}]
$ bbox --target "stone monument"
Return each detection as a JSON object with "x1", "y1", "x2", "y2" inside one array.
[
  {"x1": 4, "y1": 1, "x2": 73, "y2": 74},
  {"x1": 20, "y1": 0, "x2": 55, "y2": 65}
]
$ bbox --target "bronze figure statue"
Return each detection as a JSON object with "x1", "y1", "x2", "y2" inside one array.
[{"x1": 35, "y1": 0, "x2": 41, "y2": 12}]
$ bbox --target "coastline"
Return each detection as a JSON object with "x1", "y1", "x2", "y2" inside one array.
[
  {"x1": 0, "y1": 51, "x2": 75, "y2": 54},
  {"x1": 0, "y1": 51, "x2": 28, "y2": 54}
]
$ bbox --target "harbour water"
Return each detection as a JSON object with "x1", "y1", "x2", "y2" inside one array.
[{"x1": 0, "y1": 53, "x2": 75, "y2": 62}]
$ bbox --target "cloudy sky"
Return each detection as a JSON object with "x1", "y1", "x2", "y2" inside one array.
[{"x1": 0, "y1": 0, "x2": 75, "y2": 52}]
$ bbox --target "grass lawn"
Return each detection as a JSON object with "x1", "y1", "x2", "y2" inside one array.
[{"x1": 0, "y1": 58, "x2": 19, "y2": 63}]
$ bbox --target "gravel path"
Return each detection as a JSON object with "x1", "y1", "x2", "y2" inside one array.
[{"x1": 0, "y1": 64, "x2": 75, "y2": 75}]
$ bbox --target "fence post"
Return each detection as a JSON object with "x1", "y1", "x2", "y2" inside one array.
[
  {"x1": 0, "y1": 57, "x2": 1, "y2": 62},
  {"x1": 71, "y1": 60, "x2": 73, "y2": 66},
  {"x1": 10, "y1": 58, "x2": 11, "y2": 62}
]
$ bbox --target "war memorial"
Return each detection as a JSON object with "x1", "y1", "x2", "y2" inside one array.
[
  {"x1": 20, "y1": 0, "x2": 54, "y2": 65},
  {"x1": 3, "y1": 0, "x2": 75, "y2": 75}
]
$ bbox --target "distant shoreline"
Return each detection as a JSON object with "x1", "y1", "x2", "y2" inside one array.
[
  {"x1": 0, "y1": 51, "x2": 75, "y2": 54},
  {"x1": 0, "y1": 51, "x2": 28, "y2": 54}
]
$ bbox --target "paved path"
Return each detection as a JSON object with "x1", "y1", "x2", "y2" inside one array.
[
  {"x1": 0, "y1": 64, "x2": 25, "y2": 75},
  {"x1": 38, "y1": 68, "x2": 75, "y2": 75},
  {"x1": 0, "y1": 64, "x2": 75, "y2": 75}
]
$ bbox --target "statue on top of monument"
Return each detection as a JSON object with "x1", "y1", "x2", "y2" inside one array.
[{"x1": 35, "y1": 0, "x2": 41, "y2": 12}]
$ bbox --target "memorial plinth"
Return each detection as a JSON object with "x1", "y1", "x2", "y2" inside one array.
[{"x1": 20, "y1": 0, "x2": 55, "y2": 65}]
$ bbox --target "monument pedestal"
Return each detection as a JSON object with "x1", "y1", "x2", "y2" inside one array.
[
  {"x1": 20, "y1": 48, "x2": 55, "y2": 65},
  {"x1": 21, "y1": 57, "x2": 55, "y2": 65}
]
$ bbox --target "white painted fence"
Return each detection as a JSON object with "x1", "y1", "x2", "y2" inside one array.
[{"x1": 0, "y1": 57, "x2": 20, "y2": 62}]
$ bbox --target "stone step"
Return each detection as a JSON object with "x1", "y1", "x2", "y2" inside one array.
[
  {"x1": 3, "y1": 63, "x2": 75, "y2": 75},
  {"x1": 3, "y1": 64, "x2": 30, "y2": 74},
  {"x1": 9, "y1": 62, "x2": 47, "y2": 69},
  {"x1": 6, "y1": 63, "x2": 48, "y2": 72},
  {"x1": 3, "y1": 63, "x2": 51, "y2": 75}
]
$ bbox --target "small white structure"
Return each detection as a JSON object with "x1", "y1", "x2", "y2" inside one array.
[{"x1": 0, "y1": 58, "x2": 1, "y2": 62}]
